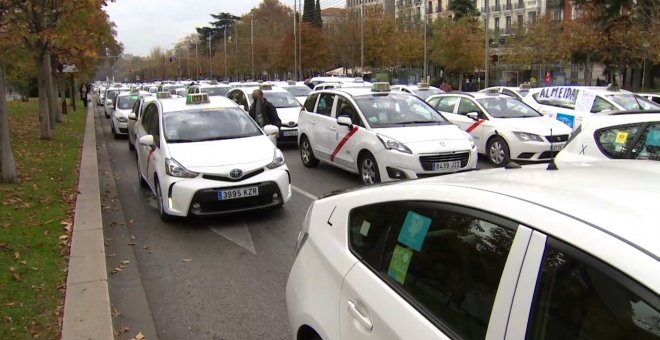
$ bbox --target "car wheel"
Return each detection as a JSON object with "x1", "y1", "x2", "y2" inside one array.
[
  {"x1": 105, "y1": 110, "x2": 110, "y2": 118},
  {"x1": 487, "y1": 136, "x2": 510, "y2": 166},
  {"x1": 155, "y1": 179, "x2": 173, "y2": 222},
  {"x1": 111, "y1": 121, "x2": 119, "y2": 139},
  {"x1": 359, "y1": 152, "x2": 381, "y2": 185},
  {"x1": 300, "y1": 136, "x2": 319, "y2": 168}
]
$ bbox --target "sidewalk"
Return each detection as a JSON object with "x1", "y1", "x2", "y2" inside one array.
[{"x1": 61, "y1": 101, "x2": 114, "y2": 340}]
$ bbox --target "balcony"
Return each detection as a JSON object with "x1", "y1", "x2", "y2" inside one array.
[
  {"x1": 514, "y1": 1, "x2": 525, "y2": 9},
  {"x1": 491, "y1": 4, "x2": 502, "y2": 11},
  {"x1": 504, "y1": 2, "x2": 512, "y2": 10}
]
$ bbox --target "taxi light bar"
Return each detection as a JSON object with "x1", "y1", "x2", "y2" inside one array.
[
  {"x1": 606, "y1": 83, "x2": 620, "y2": 92},
  {"x1": 156, "y1": 91, "x2": 172, "y2": 99},
  {"x1": 354, "y1": 77, "x2": 364, "y2": 83},
  {"x1": 186, "y1": 93, "x2": 210, "y2": 104},
  {"x1": 371, "y1": 82, "x2": 391, "y2": 92},
  {"x1": 287, "y1": 80, "x2": 296, "y2": 85},
  {"x1": 417, "y1": 82, "x2": 430, "y2": 89},
  {"x1": 519, "y1": 82, "x2": 531, "y2": 90},
  {"x1": 259, "y1": 83, "x2": 273, "y2": 91}
]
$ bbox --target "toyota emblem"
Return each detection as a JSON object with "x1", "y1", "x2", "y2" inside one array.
[
  {"x1": 229, "y1": 169, "x2": 243, "y2": 179},
  {"x1": 287, "y1": 121, "x2": 296, "y2": 127}
]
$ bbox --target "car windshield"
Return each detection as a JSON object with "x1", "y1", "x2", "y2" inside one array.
[
  {"x1": 606, "y1": 94, "x2": 660, "y2": 111},
  {"x1": 354, "y1": 93, "x2": 449, "y2": 127},
  {"x1": 201, "y1": 87, "x2": 230, "y2": 96},
  {"x1": 478, "y1": 97, "x2": 542, "y2": 118},
  {"x1": 117, "y1": 95, "x2": 139, "y2": 110},
  {"x1": 264, "y1": 91, "x2": 301, "y2": 108},
  {"x1": 413, "y1": 88, "x2": 444, "y2": 100},
  {"x1": 106, "y1": 90, "x2": 120, "y2": 100},
  {"x1": 284, "y1": 86, "x2": 311, "y2": 97},
  {"x1": 163, "y1": 107, "x2": 262, "y2": 143}
]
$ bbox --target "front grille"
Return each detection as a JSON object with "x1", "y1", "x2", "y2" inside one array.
[
  {"x1": 419, "y1": 152, "x2": 470, "y2": 171},
  {"x1": 203, "y1": 168, "x2": 264, "y2": 182},
  {"x1": 119, "y1": 127, "x2": 128, "y2": 133},
  {"x1": 189, "y1": 182, "x2": 282, "y2": 215},
  {"x1": 545, "y1": 134, "x2": 569, "y2": 143},
  {"x1": 539, "y1": 151, "x2": 560, "y2": 159}
]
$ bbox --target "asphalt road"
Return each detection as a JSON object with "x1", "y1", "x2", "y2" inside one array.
[{"x1": 96, "y1": 104, "x2": 493, "y2": 340}]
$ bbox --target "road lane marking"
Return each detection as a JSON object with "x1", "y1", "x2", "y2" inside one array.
[
  {"x1": 210, "y1": 223, "x2": 256, "y2": 254},
  {"x1": 292, "y1": 185, "x2": 318, "y2": 201}
]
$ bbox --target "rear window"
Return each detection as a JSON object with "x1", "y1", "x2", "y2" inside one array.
[
  {"x1": 594, "y1": 123, "x2": 642, "y2": 159},
  {"x1": 304, "y1": 93, "x2": 319, "y2": 112}
]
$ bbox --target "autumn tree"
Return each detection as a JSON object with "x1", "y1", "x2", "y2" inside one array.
[
  {"x1": 430, "y1": 17, "x2": 484, "y2": 90},
  {"x1": 449, "y1": 0, "x2": 480, "y2": 19},
  {"x1": 502, "y1": 15, "x2": 562, "y2": 81},
  {"x1": 364, "y1": 5, "x2": 397, "y2": 70},
  {"x1": 600, "y1": 15, "x2": 646, "y2": 85},
  {"x1": 0, "y1": 0, "x2": 20, "y2": 182},
  {"x1": 559, "y1": 4, "x2": 605, "y2": 85}
]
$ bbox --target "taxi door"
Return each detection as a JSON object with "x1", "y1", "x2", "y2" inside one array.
[
  {"x1": 136, "y1": 104, "x2": 157, "y2": 184},
  {"x1": 455, "y1": 98, "x2": 487, "y2": 151},
  {"x1": 330, "y1": 96, "x2": 364, "y2": 170},
  {"x1": 310, "y1": 93, "x2": 338, "y2": 161}
]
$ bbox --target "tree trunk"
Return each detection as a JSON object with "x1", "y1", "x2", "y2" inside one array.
[
  {"x1": 458, "y1": 73, "x2": 463, "y2": 91},
  {"x1": 70, "y1": 75, "x2": 76, "y2": 111},
  {"x1": 59, "y1": 72, "x2": 67, "y2": 114},
  {"x1": 585, "y1": 54, "x2": 592, "y2": 86},
  {"x1": 0, "y1": 63, "x2": 19, "y2": 182},
  {"x1": 37, "y1": 53, "x2": 52, "y2": 139},
  {"x1": 45, "y1": 52, "x2": 60, "y2": 124}
]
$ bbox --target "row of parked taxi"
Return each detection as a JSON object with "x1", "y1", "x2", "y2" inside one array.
[{"x1": 93, "y1": 78, "x2": 659, "y2": 340}]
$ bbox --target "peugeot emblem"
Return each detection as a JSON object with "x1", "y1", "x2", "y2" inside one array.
[{"x1": 229, "y1": 169, "x2": 243, "y2": 179}]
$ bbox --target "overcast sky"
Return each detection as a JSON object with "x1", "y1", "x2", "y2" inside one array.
[{"x1": 105, "y1": 0, "x2": 296, "y2": 56}]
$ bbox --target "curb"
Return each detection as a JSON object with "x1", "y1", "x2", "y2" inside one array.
[{"x1": 61, "y1": 103, "x2": 114, "y2": 340}]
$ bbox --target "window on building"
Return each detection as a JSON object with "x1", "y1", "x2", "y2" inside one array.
[
  {"x1": 494, "y1": 17, "x2": 500, "y2": 33},
  {"x1": 505, "y1": 16, "x2": 512, "y2": 33},
  {"x1": 517, "y1": 14, "x2": 524, "y2": 28},
  {"x1": 428, "y1": 1, "x2": 433, "y2": 13},
  {"x1": 528, "y1": 11, "x2": 537, "y2": 23}
]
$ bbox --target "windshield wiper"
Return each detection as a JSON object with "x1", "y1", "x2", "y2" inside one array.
[{"x1": 397, "y1": 120, "x2": 442, "y2": 125}]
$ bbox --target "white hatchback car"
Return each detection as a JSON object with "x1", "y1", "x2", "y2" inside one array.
[
  {"x1": 427, "y1": 93, "x2": 572, "y2": 166},
  {"x1": 287, "y1": 161, "x2": 660, "y2": 340},
  {"x1": 556, "y1": 111, "x2": 660, "y2": 162},
  {"x1": 298, "y1": 83, "x2": 477, "y2": 184},
  {"x1": 135, "y1": 93, "x2": 291, "y2": 221},
  {"x1": 111, "y1": 92, "x2": 142, "y2": 138},
  {"x1": 391, "y1": 83, "x2": 444, "y2": 101}
]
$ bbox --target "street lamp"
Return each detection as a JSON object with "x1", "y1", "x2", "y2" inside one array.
[{"x1": 482, "y1": 2, "x2": 491, "y2": 89}]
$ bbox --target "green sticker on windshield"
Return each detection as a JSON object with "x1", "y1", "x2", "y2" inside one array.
[{"x1": 388, "y1": 245, "x2": 413, "y2": 285}]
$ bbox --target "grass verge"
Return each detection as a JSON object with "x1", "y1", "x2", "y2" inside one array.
[{"x1": 0, "y1": 99, "x2": 86, "y2": 338}]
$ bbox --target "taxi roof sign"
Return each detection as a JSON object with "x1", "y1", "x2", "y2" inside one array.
[
  {"x1": 371, "y1": 82, "x2": 391, "y2": 92},
  {"x1": 606, "y1": 83, "x2": 620, "y2": 91},
  {"x1": 417, "y1": 82, "x2": 430, "y2": 89},
  {"x1": 287, "y1": 80, "x2": 296, "y2": 85},
  {"x1": 156, "y1": 91, "x2": 172, "y2": 99},
  {"x1": 186, "y1": 93, "x2": 210, "y2": 105},
  {"x1": 259, "y1": 83, "x2": 273, "y2": 91},
  {"x1": 354, "y1": 77, "x2": 364, "y2": 83}
]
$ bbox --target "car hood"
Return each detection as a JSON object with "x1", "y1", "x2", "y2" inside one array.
[
  {"x1": 493, "y1": 116, "x2": 573, "y2": 136},
  {"x1": 166, "y1": 135, "x2": 275, "y2": 173},
  {"x1": 373, "y1": 125, "x2": 473, "y2": 152},
  {"x1": 276, "y1": 107, "x2": 301, "y2": 127},
  {"x1": 113, "y1": 109, "x2": 131, "y2": 118}
]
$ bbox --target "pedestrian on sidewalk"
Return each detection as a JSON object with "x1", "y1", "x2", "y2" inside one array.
[{"x1": 80, "y1": 82, "x2": 90, "y2": 108}]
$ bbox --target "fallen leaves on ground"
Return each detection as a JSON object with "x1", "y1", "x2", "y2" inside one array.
[
  {"x1": 131, "y1": 331, "x2": 146, "y2": 340},
  {"x1": 9, "y1": 267, "x2": 21, "y2": 281},
  {"x1": 180, "y1": 259, "x2": 192, "y2": 262}
]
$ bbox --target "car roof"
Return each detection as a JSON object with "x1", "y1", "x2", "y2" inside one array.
[
  {"x1": 158, "y1": 95, "x2": 240, "y2": 113},
  {"x1": 334, "y1": 161, "x2": 660, "y2": 259},
  {"x1": 581, "y1": 112, "x2": 660, "y2": 128},
  {"x1": 428, "y1": 92, "x2": 508, "y2": 100},
  {"x1": 528, "y1": 86, "x2": 633, "y2": 96}
]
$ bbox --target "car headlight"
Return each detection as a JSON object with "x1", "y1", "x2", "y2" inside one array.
[
  {"x1": 117, "y1": 117, "x2": 128, "y2": 123},
  {"x1": 463, "y1": 131, "x2": 476, "y2": 149},
  {"x1": 267, "y1": 149, "x2": 285, "y2": 169},
  {"x1": 165, "y1": 158, "x2": 198, "y2": 178},
  {"x1": 513, "y1": 132, "x2": 544, "y2": 142},
  {"x1": 377, "y1": 134, "x2": 412, "y2": 154}
]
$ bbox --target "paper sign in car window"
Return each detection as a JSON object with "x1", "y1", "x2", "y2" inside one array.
[
  {"x1": 646, "y1": 129, "x2": 660, "y2": 147},
  {"x1": 615, "y1": 131, "x2": 629, "y2": 144},
  {"x1": 359, "y1": 220, "x2": 371, "y2": 237},
  {"x1": 388, "y1": 245, "x2": 413, "y2": 285},
  {"x1": 397, "y1": 211, "x2": 432, "y2": 251},
  {"x1": 556, "y1": 113, "x2": 575, "y2": 128},
  {"x1": 575, "y1": 91, "x2": 596, "y2": 112}
]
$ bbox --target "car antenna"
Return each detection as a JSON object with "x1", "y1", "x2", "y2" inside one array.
[{"x1": 547, "y1": 128, "x2": 559, "y2": 170}]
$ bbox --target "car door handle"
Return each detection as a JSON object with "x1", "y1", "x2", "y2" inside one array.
[
  {"x1": 330, "y1": 126, "x2": 336, "y2": 131},
  {"x1": 347, "y1": 300, "x2": 373, "y2": 331}
]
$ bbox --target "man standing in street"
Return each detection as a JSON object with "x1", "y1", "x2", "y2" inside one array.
[
  {"x1": 80, "y1": 82, "x2": 89, "y2": 108},
  {"x1": 249, "y1": 89, "x2": 281, "y2": 130}
]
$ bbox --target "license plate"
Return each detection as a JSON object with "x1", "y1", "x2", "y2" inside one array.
[
  {"x1": 551, "y1": 143, "x2": 564, "y2": 151},
  {"x1": 281, "y1": 130, "x2": 298, "y2": 137},
  {"x1": 432, "y1": 161, "x2": 462, "y2": 171},
  {"x1": 218, "y1": 186, "x2": 259, "y2": 200}
]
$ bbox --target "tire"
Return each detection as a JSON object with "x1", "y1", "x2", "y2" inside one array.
[
  {"x1": 300, "y1": 136, "x2": 319, "y2": 168},
  {"x1": 487, "y1": 136, "x2": 510, "y2": 167},
  {"x1": 155, "y1": 179, "x2": 173, "y2": 222},
  {"x1": 111, "y1": 121, "x2": 119, "y2": 139},
  {"x1": 359, "y1": 152, "x2": 381, "y2": 185}
]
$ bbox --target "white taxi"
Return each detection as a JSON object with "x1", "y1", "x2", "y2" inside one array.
[
  {"x1": 522, "y1": 85, "x2": 660, "y2": 131},
  {"x1": 479, "y1": 84, "x2": 531, "y2": 101},
  {"x1": 227, "y1": 84, "x2": 302, "y2": 144},
  {"x1": 104, "y1": 85, "x2": 129, "y2": 118},
  {"x1": 111, "y1": 91, "x2": 143, "y2": 138},
  {"x1": 556, "y1": 111, "x2": 660, "y2": 162},
  {"x1": 287, "y1": 160, "x2": 660, "y2": 340},
  {"x1": 134, "y1": 93, "x2": 291, "y2": 221},
  {"x1": 427, "y1": 93, "x2": 572, "y2": 166},
  {"x1": 298, "y1": 83, "x2": 477, "y2": 185},
  {"x1": 278, "y1": 80, "x2": 312, "y2": 105},
  {"x1": 391, "y1": 83, "x2": 444, "y2": 101}
]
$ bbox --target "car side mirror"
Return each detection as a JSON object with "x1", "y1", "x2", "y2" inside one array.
[
  {"x1": 337, "y1": 116, "x2": 353, "y2": 128},
  {"x1": 128, "y1": 112, "x2": 137, "y2": 120},
  {"x1": 263, "y1": 125, "x2": 279, "y2": 145},
  {"x1": 139, "y1": 135, "x2": 154, "y2": 147},
  {"x1": 466, "y1": 112, "x2": 479, "y2": 121}
]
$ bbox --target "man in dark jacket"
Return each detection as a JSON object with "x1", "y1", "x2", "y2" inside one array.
[{"x1": 249, "y1": 89, "x2": 281, "y2": 129}]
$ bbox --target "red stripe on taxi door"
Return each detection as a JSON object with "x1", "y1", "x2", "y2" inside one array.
[
  {"x1": 330, "y1": 127, "x2": 359, "y2": 162},
  {"x1": 466, "y1": 119, "x2": 485, "y2": 133}
]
